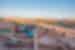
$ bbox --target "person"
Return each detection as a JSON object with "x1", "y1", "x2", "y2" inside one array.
[
  {"x1": 5, "y1": 36, "x2": 19, "y2": 46},
  {"x1": 38, "y1": 27, "x2": 48, "y2": 38},
  {"x1": 0, "y1": 38, "x2": 6, "y2": 50},
  {"x1": 38, "y1": 28, "x2": 50, "y2": 48},
  {"x1": 23, "y1": 25, "x2": 35, "y2": 38}
]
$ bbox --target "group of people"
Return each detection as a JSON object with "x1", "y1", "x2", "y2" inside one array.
[
  {"x1": 1, "y1": 22, "x2": 75, "y2": 50},
  {"x1": 38, "y1": 25, "x2": 75, "y2": 50},
  {"x1": 0, "y1": 24, "x2": 36, "y2": 48}
]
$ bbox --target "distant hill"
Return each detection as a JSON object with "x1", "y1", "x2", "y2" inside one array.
[{"x1": 0, "y1": 17, "x2": 33, "y2": 24}]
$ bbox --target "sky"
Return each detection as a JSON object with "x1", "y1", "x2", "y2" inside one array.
[{"x1": 0, "y1": 0, "x2": 75, "y2": 19}]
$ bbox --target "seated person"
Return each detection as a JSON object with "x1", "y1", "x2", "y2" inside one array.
[
  {"x1": 38, "y1": 28, "x2": 49, "y2": 48},
  {"x1": 15, "y1": 24, "x2": 35, "y2": 38}
]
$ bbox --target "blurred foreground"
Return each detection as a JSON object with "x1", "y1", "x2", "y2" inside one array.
[{"x1": 0, "y1": 18, "x2": 75, "y2": 50}]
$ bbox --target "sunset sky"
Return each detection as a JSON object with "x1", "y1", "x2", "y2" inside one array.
[{"x1": 0, "y1": 0, "x2": 75, "y2": 19}]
